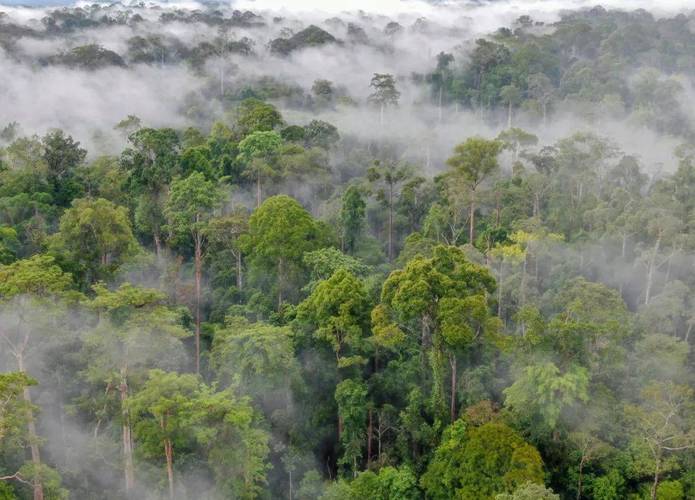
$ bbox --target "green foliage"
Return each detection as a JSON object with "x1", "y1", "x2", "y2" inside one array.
[
  {"x1": 495, "y1": 482, "x2": 559, "y2": 500},
  {"x1": 504, "y1": 362, "x2": 589, "y2": 429},
  {"x1": 235, "y1": 98, "x2": 284, "y2": 135},
  {"x1": 421, "y1": 421, "x2": 544, "y2": 499},
  {"x1": 164, "y1": 171, "x2": 223, "y2": 249},
  {"x1": 49, "y1": 197, "x2": 138, "y2": 285}
]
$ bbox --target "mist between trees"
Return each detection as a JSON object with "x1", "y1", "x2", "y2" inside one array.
[{"x1": 0, "y1": 1, "x2": 694, "y2": 500}]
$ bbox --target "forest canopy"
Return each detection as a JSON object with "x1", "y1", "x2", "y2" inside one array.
[{"x1": 0, "y1": 1, "x2": 694, "y2": 499}]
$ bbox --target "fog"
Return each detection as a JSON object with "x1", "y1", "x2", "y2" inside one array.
[{"x1": 0, "y1": 0, "x2": 692, "y2": 171}]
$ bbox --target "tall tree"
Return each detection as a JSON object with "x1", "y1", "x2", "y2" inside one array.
[
  {"x1": 165, "y1": 172, "x2": 223, "y2": 374},
  {"x1": 237, "y1": 131, "x2": 283, "y2": 208},
  {"x1": 368, "y1": 73, "x2": 400, "y2": 126},
  {"x1": 0, "y1": 255, "x2": 75, "y2": 500},
  {"x1": 241, "y1": 195, "x2": 327, "y2": 308},
  {"x1": 49, "y1": 198, "x2": 138, "y2": 286},
  {"x1": 84, "y1": 283, "x2": 188, "y2": 493},
  {"x1": 368, "y1": 160, "x2": 411, "y2": 261},
  {"x1": 373, "y1": 245, "x2": 498, "y2": 418},
  {"x1": 446, "y1": 137, "x2": 503, "y2": 244},
  {"x1": 340, "y1": 186, "x2": 366, "y2": 254}
]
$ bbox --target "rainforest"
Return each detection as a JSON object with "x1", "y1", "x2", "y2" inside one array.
[{"x1": 0, "y1": 1, "x2": 694, "y2": 499}]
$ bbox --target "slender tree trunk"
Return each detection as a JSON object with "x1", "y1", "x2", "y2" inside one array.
[
  {"x1": 277, "y1": 257, "x2": 284, "y2": 309},
  {"x1": 154, "y1": 231, "x2": 162, "y2": 258},
  {"x1": 119, "y1": 372, "x2": 135, "y2": 493},
  {"x1": 380, "y1": 103, "x2": 384, "y2": 127},
  {"x1": 469, "y1": 196, "x2": 475, "y2": 244},
  {"x1": 164, "y1": 438, "x2": 174, "y2": 500},
  {"x1": 256, "y1": 175, "x2": 262, "y2": 209},
  {"x1": 236, "y1": 252, "x2": 243, "y2": 291},
  {"x1": 533, "y1": 193, "x2": 540, "y2": 218},
  {"x1": 288, "y1": 468, "x2": 293, "y2": 500},
  {"x1": 388, "y1": 185, "x2": 394, "y2": 261},
  {"x1": 577, "y1": 456, "x2": 585, "y2": 500},
  {"x1": 449, "y1": 354, "x2": 457, "y2": 422},
  {"x1": 650, "y1": 456, "x2": 660, "y2": 500},
  {"x1": 645, "y1": 235, "x2": 661, "y2": 306},
  {"x1": 194, "y1": 235, "x2": 202, "y2": 374},
  {"x1": 17, "y1": 353, "x2": 44, "y2": 500},
  {"x1": 497, "y1": 261, "x2": 503, "y2": 317},
  {"x1": 438, "y1": 87, "x2": 443, "y2": 123},
  {"x1": 367, "y1": 408, "x2": 373, "y2": 467},
  {"x1": 507, "y1": 100, "x2": 512, "y2": 129}
]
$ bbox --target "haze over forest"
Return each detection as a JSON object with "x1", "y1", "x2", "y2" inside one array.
[{"x1": 0, "y1": 1, "x2": 694, "y2": 499}]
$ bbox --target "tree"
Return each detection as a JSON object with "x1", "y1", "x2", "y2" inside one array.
[
  {"x1": 0, "y1": 226, "x2": 19, "y2": 264},
  {"x1": 499, "y1": 85, "x2": 522, "y2": 129},
  {"x1": 165, "y1": 172, "x2": 223, "y2": 373},
  {"x1": 369, "y1": 74, "x2": 400, "y2": 126},
  {"x1": 302, "y1": 247, "x2": 368, "y2": 292},
  {"x1": 373, "y1": 245, "x2": 498, "y2": 418},
  {"x1": 237, "y1": 131, "x2": 283, "y2": 208},
  {"x1": 421, "y1": 420, "x2": 544, "y2": 499},
  {"x1": 504, "y1": 362, "x2": 590, "y2": 430},
  {"x1": 84, "y1": 283, "x2": 188, "y2": 493},
  {"x1": 0, "y1": 255, "x2": 75, "y2": 500},
  {"x1": 304, "y1": 120, "x2": 340, "y2": 149},
  {"x1": 497, "y1": 128, "x2": 538, "y2": 164},
  {"x1": 189, "y1": 384, "x2": 270, "y2": 499},
  {"x1": 335, "y1": 379, "x2": 368, "y2": 477},
  {"x1": 527, "y1": 73, "x2": 555, "y2": 126},
  {"x1": 0, "y1": 372, "x2": 36, "y2": 491},
  {"x1": 128, "y1": 370, "x2": 199, "y2": 500},
  {"x1": 235, "y1": 98, "x2": 283, "y2": 136},
  {"x1": 297, "y1": 269, "x2": 370, "y2": 369},
  {"x1": 41, "y1": 129, "x2": 86, "y2": 207},
  {"x1": 368, "y1": 160, "x2": 411, "y2": 261},
  {"x1": 341, "y1": 186, "x2": 366, "y2": 254},
  {"x1": 205, "y1": 209, "x2": 248, "y2": 306},
  {"x1": 120, "y1": 127, "x2": 181, "y2": 254},
  {"x1": 625, "y1": 382, "x2": 694, "y2": 500},
  {"x1": 241, "y1": 195, "x2": 326, "y2": 308},
  {"x1": 210, "y1": 316, "x2": 298, "y2": 405},
  {"x1": 49, "y1": 197, "x2": 138, "y2": 285},
  {"x1": 312, "y1": 79, "x2": 335, "y2": 109},
  {"x1": 446, "y1": 138, "x2": 502, "y2": 244},
  {"x1": 495, "y1": 482, "x2": 559, "y2": 500}
]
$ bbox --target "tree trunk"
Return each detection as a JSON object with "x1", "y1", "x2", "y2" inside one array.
[
  {"x1": 277, "y1": 257, "x2": 284, "y2": 309},
  {"x1": 497, "y1": 261, "x2": 503, "y2": 317},
  {"x1": 577, "y1": 456, "x2": 585, "y2": 500},
  {"x1": 236, "y1": 252, "x2": 243, "y2": 291},
  {"x1": 469, "y1": 196, "x2": 475, "y2": 244},
  {"x1": 650, "y1": 456, "x2": 660, "y2": 500},
  {"x1": 379, "y1": 103, "x2": 384, "y2": 127},
  {"x1": 438, "y1": 87, "x2": 443, "y2": 124},
  {"x1": 388, "y1": 184, "x2": 394, "y2": 261},
  {"x1": 645, "y1": 235, "x2": 661, "y2": 306},
  {"x1": 256, "y1": 175, "x2": 262, "y2": 209},
  {"x1": 17, "y1": 353, "x2": 44, "y2": 500},
  {"x1": 367, "y1": 408, "x2": 373, "y2": 467},
  {"x1": 533, "y1": 193, "x2": 540, "y2": 218},
  {"x1": 164, "y1": 438, "x2": 174, "y2": 500},
  {"x1": 449, "y1": 354, "x2": 457, "y2": 422},
  {"x1": 194, "y1": 235, "x2": 202, "y2": 375},
  {"x1": 288, "y1": 468, "x2": 293, "y2": 500},
  {"x1": 119, "y1": 373, "x2": 135, "y2": 493},
  {"x1": 507, "y1": 100, "x2": 512, "y2": 129},
  {"x1": 154, "y1": 231, "x2": 162, "y2": 258}
]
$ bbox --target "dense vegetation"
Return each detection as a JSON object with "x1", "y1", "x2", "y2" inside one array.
[{"x1": 0, "y1": 2, "x2": 694, "y2": 500}]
